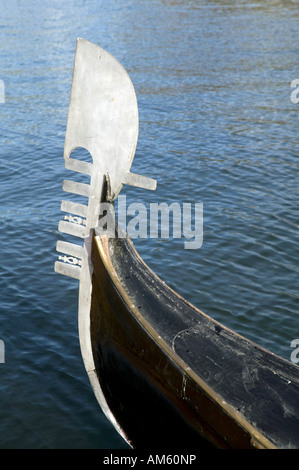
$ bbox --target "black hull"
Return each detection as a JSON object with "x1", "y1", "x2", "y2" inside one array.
[{"x1": 90, "y1": 230, "x2": 299, "y2": 449}]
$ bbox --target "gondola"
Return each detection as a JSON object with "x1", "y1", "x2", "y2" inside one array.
[{"x1": 55, "y1": 39, "x2": 299, "y2": 449}]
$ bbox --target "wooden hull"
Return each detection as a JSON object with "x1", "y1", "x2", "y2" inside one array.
[{"x1": 89, "y1": 229, "x2": 299, "y2": 449}]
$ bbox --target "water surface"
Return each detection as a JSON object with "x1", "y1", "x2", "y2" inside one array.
[{"x1": 0, "y1": 0, "x2": 298, "y2": 449}]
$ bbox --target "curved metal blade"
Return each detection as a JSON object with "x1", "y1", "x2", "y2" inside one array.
[
  {"x1": 55, "y1": 39, "x2": 157, "y2": 445},
  {"x1": 55, "y1": 39, "x2": 156, "y2": 281},
  {"x1": 64, "y1": 38, "x2": 155, "y2": 200}
]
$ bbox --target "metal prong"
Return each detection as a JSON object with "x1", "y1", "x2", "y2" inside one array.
[
  {"x1": 56, "y1": 240, "x2": 85, "y2": 259},
  {"x1": 54, "y1": 261, "x2": 81, "y2": 280},
  {"x1": 58, "y1": 220, "x2": 88, "y2": 238},
  {"x1": 123, "y1": 172, "x2": 157, "y2": 191},
  {"x1": 65, "y1": 157, "x2": 92, "y2": 175},
  {"x1": 62, "y1": 180, "x2": 90, "y2": 197},
  {"x1": 61, "y1": 200, "x2": 88, "y2": 218}
]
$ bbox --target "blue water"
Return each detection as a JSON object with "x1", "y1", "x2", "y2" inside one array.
[{"x1": 0, "y1": 0, "x2": 298, "y2": 449}]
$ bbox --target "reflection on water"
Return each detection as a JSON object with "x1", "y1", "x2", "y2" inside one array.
[{"x1": 0, "y1": 0, "x2": 298, "y2": 449}]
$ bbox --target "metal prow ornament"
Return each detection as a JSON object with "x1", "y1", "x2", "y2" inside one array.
[{"x1": 54, "y1": 38, "x2": 156, "y2": 444}]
